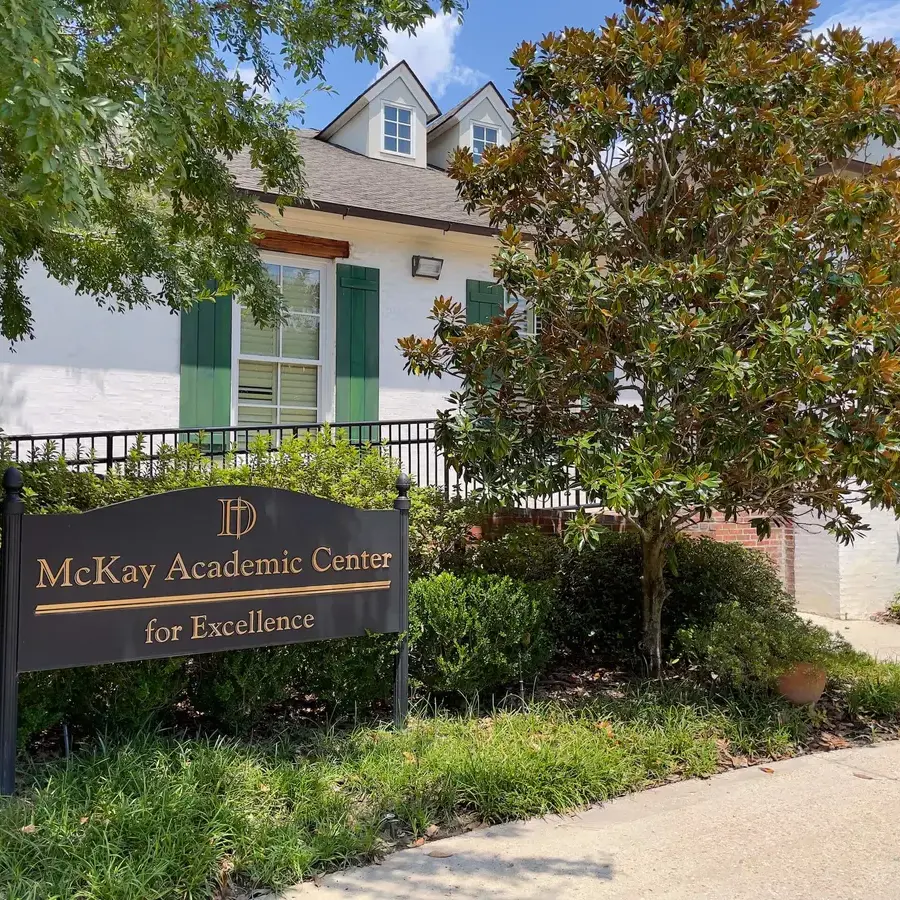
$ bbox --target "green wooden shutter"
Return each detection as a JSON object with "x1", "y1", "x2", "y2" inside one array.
[
  {"x1": 336, "y1": 264, "x2": 379, "y2": 425},
  {"x1": 179, "y1": 294, "x2": 232, "y2": 428},
  {"x1": 466, "y1": 279, "x2": 505, "y2": 324}
]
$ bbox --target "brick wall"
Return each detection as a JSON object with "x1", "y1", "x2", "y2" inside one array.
[{"x1": 484, "y1": 509, "x2": 796, "y2": 595}]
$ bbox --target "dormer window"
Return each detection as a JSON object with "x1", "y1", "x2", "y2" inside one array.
[
  {"x1": 383, "y1": 104, "x2": 413, "y2": 156},
  {"x1": 472, "y1": 123, "x2": 498, "y2": 163}
]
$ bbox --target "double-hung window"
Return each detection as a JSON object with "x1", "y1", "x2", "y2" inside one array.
[
  {"x1": 383, "y1": 104, "x2": 413, "y2": 155},
  {"x1": 236, "y1": 258, "x2": 327, "y2": 427},
  {"x1": 472, "y1": 123, "x2": 498, "y2": 163}
]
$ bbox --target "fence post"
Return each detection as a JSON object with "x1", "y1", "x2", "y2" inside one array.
[
  {"x1": 392, "y1": 472, "x2": 410, "y2": 730},
  {"x1": 0, "y1": 467, "x2": 24, "y2": 795}
]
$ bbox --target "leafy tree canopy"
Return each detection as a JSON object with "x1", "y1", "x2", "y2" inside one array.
[
  {"x1": 400, "y1": 0, "x2": 900, "y2": 667},
  {"x1": 0, "y1": 0, "x2": 461, "y2": 340}
]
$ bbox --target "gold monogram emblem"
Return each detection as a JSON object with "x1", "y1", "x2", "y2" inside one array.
[{"x1": 218, "y1": 498, "x2": 257, "y2": 539}]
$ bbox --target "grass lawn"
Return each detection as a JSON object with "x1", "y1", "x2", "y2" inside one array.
[{"x1": 1, "y1": 659, "x2": 899, "y2": 900}]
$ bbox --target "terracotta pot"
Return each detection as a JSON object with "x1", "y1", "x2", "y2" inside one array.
[{"x1": 776, "y1": 662, "x2": 827, "y2": 705}]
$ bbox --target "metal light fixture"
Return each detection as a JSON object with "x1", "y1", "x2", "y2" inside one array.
[{"x1": 411, "y1": 255, "x2": 443, "y2": 279}]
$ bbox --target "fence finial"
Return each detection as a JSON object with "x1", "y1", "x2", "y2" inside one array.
[
  {"x1": 3, "y1": 467, "x2": 23, "y2": 495},
  {"x1": 396, "y1": 471, "x2": 410, "y2": 497}
]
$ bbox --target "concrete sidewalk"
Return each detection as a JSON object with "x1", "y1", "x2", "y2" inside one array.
[
  {"x1": 804, "y1": 613, "x2": 900, "y2": 661},
  {"x1": 277, "y1": 742, "x2": 900, "y2": 900}
]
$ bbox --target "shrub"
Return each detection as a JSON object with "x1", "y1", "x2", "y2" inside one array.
[
  {"x1": 450, "y1": 526, "x2": 794, "y2": 666},
  {"x1": 8, "y1": 447, "x2": 106, "y2": 514},
  {"x1": 107, "y1": 427, "x2": 403, "y2": 508},
  {"x1": 674, "y1": 601, "x2": 843, "y2": 687},
  {"x1": 465, "y1": 524, "x2": 563, "y2": 583},
  {"x1": 553, "y1": 531, "x2": 793, "y2": 663},
  {"x1": 183, "y1": 636, "x2": 398, "y2": 730},
  {"x1": 4, "y1": 428, "x2": 408, "y2": 511},
  {"x1": 6, "y1": 431, "x2": 813, "y2": 736},
  {"x1": 187, "y1": 647, "x2": 312, "y2": 730},
  {"x1": 299, "y1": 635, "x2": 398, "y2": 711},
  {"x1": 19, "y1": 568, "x2": 551, "y2": 739},
  {"x1": 408, "y1": 573, "x2": 554, "y2": 695},
  {"x1": 408, "y1": 487, "x2": 472, "y2": 578},
  {"x1": 675, "y1": 601, "x2": 900, "y2": 717},
  {"x1": 16, "y1": 671, "x2": 72, "y2": 746},
  {"x1": 18, "y1": 659, "x2": 188, "y2": 746}
]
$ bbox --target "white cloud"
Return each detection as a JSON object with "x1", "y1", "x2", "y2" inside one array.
[
  {"x1": 381, "y1": 13, "x2": 482, "y2": 98},
  {"x1": 236, "y1": 65, "x2": 272, "y2": 101},
  {"x1": 818, "y1": 2, "x2": 900, "y2": 41}
]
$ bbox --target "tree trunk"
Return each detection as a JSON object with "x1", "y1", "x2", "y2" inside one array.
[{"x1": 640, "y1": 524, "x2": 668, "y2": 675}]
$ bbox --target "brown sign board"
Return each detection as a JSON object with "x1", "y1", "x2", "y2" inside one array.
[{"x1": 16, "y1": 486, "x2": 403, "y2": 671}]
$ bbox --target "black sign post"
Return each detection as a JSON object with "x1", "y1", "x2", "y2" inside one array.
[
  {"x1": 392, "y1": 473, "x2": 410, "y2": 730},
  {"x1": 0, "y1": 468, "x2": 23, "y2": 796},
  {"x1": 0, "y1": 468, "x2": 411, "y2": 796}
]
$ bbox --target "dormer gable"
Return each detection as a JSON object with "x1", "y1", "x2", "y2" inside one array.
[
  {"x1": 317, "y1": 61, "x2": 440, "y2": 168},
  {"x1": 426, "y1": 82, "x2": 513, "y2": 170}
]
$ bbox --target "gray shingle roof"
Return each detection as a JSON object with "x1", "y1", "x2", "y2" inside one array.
[{"x1": 228, "y1": 129, "x2": 495, "y2": 236}]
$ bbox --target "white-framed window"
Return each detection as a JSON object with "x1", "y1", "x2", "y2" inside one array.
[
  {"x1": 233, "y1": 254, "x2": 332, "y2": 428},
  {"x1": 383, "y1": 103, "x2": 413, "y2": 156},
  {"x1": 472, "y1": 123, "x2": 499, "y2": 163}
]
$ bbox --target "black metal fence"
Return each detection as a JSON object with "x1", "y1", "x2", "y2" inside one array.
[{"x1": 1, "y1": 418, "x2": 586, "y2": 510}]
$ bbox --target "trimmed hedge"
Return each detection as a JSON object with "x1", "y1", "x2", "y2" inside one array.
[
  {"x1": 409, "y1": 573, "x2": 554, "y2": 695},
  {"x1": 6, "y1": 431, "x2": 478, "y2": 739},
  {"x1": 18, "y1": 572, "x2": 548, "y2": 741},
  {"x1": 675, "y1": 600, "x2": 843, "y2": 687}
]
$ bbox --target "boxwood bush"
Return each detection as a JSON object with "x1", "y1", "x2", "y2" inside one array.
[
  {"x1": 17, "y1": 570, "x2": 550, "y2": 741},
  {"x1": 674, "y1": 601, "x2": 843, "y2": 687},
  {"x1": 409, "y1": 573, "x2": 554, "y2": 695},
  {"x1": 185, "y1": 635, "x2": 399, "y2": 730}
]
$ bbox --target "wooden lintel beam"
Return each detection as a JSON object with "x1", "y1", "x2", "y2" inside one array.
[{"x1": 254, "y1": 229, "x2": 350, "y2": 259}]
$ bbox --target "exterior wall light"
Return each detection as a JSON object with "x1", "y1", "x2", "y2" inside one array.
[{"x1": 411, "y1": 255, "x2": 443, "y2": 279}]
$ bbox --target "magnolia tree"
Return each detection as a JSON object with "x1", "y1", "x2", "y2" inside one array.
[
  {"x1": 0, "y1": 0, "x2": 461, "y2": 340},
  {"x1": 400, "y1": 0, "x2": 900, "y2": 670}
]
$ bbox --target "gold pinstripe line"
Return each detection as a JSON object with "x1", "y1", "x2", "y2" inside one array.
[{"x1": 34, "y1": 580, "x2": 392, "y2": 615}]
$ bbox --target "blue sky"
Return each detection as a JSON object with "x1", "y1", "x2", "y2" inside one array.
[{"x1": 246, "y1": 1, "x2": 900, "y2": 129}]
